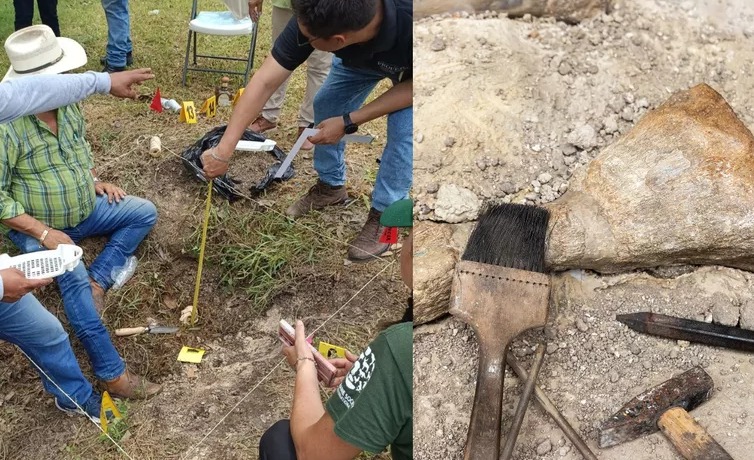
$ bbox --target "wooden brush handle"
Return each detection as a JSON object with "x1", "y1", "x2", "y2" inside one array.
[
  {"x1": 464, "y1": 341, "x2": 506, "y2": 460},
  {"x1": 658, "y1": 407, "x2": 732, "y2": 460}
]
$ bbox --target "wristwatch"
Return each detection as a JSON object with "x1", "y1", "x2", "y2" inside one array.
[{"x1": 343, "y1": 113, "x2": 358, "y2": 134}]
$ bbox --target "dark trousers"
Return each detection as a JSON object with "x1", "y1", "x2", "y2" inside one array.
[
  {"x1": 259, "y1": 420, "x2": 297, "y2": 460},
  {"x1": 13, "y1": 0, "x2": 60, "y2": 36}
]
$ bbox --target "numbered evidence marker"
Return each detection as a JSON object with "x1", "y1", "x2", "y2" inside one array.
[
  {"x1": 232, "y1": 87, "x2": 244, "y2": 107},
  {"x1": 318, "y1": 341, "x2": 347, "y2": 359},
  {"x1": 179, "y1": 101, "x2": 198, "y2": 124},
  {"x1": 200, "y1": 95, "x2": 217, "y2": 118},
  {"x1": 100, "y1": 391, "x2": 123, "y2": 431},
  {"x1": 177, "y1": 346, "x2": 205, "y2": 363}
]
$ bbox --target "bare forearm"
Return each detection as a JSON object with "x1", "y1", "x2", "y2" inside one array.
[
  {"x1": 351, "y1": 79, "x2": 412, "y2": 125},
  {"x1": 290, "y1": 363, "x2": 326, "y2": 447},
  {"x1": 216, "y1": 56, "x2": 292, "y2": 158},
  {"x1": 3, "y1": 214, "x2": 47, "y2": 239}
]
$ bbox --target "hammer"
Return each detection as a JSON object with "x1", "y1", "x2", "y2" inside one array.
[{"x1": 598, "y1": 367, "x2": 732, "y2": 460}]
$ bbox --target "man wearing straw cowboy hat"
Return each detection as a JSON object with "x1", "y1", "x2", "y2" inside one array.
[
  {"x1": 0, "y1": 34, "x2": 153, "y2": 424},
  {"x1": 0, "y1": 25, "x2": 161, "y2": 403}
]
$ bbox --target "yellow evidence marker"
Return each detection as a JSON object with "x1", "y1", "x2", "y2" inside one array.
[
  {"x1": 177, "y1": 346, "x2": 205, "y2": 363},
  {"x1": 232, "y1": 87, "x2": 244, "y2": 106},
  {"x1": 179, "y1": 101, "x2": 198, "y2": 124},
  {"x1": 100, "y1": 391, "x2": 123, "y2": 430},
  {"x1": 318, "y1": 341, "x2": 347, "y2": 359},
  {"x1": 200, "y1": 95, "x2": 217, "y2": 118}
]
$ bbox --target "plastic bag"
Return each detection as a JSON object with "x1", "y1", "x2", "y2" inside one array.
[
  {"x1": 181, "y1": 125, "x2": 295, "y2": 201},
  {"x1": 111, "y1": 256, "x2": 137, "y2": 290}
]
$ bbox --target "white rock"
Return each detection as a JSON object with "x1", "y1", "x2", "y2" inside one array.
[
  {"x1": 566, "y1": 124, "x2": 598, "y2": 149},
  {"x1": 538, "y1": 172, "x2": 553, "y2": 184},
  {"x1": 433, "y1": 184, "x2": 481, "y2": 223}
]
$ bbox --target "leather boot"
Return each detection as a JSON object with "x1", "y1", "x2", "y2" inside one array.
[
  {"x1": 249, "y1": 115, "x2": 277, "y2": 133},
  {"x1": 105, "y1": 370, "x2": 162, "y2": 400},
  {"x1": 347, "y1": 208, "x2": 390, "y2": 262},
  {"x1": 286, "y1": 180, "x2": 348, "y2": 218}
]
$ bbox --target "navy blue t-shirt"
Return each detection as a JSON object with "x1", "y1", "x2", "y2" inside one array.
[{"x1": 271, "y1": 0, "x2": 412, "y2": 83}]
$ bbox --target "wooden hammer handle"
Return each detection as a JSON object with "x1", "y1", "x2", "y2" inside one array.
[{"x1": 658, "y1": 407, "x2": 733, "y2": 460}]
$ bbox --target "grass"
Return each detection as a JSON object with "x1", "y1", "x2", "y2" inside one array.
[
  {"x1": 0, "y1": 1, "x2": 402, "y2": 459},
  {"x1": 187, "y1": 201, "x2": 329, "y2": 311}
]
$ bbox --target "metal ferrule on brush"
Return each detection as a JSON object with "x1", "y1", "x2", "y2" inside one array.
[{"x1": 450, "y1": 261, "x2": 550, "y2": 331}]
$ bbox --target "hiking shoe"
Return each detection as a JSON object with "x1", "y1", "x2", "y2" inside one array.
[
  {"x1": 347, "y1": 208, "x2": 390, "y2": 262},
  {"x1": 105, "y1": 370, "x2": 162, "y2": 400},
  {"x1": 286, "y1": 180, "x2": 348, "y2": 218},
  {"x1": 297, "y1": 126, "x2": 314, "y2": 151},
  {"x1": 100, "y1": 51, "x2": 133, "y2": 67},
  {"x1": 55, "y1": 392, "x2": 102, "y2": 424},
  {"x1": 249, "y1": 115, "x2": 277, "y2": 133}
]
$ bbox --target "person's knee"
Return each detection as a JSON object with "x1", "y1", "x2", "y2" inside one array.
[
  {"x1": 313, "y1": 89, "x2": 328, "y2": 118},
  {"x1": 259, "y1": 420, "x2": 296, "y2": 460},
  {"x1": 24, "y1": 300, "x2": 67, "y2": 346},
  {"x1": 140, "y1": 199, "x2": 158, "y2": 227},
  {"x1": 126, "y1": 197, "x2": 158, "y2": 228}
]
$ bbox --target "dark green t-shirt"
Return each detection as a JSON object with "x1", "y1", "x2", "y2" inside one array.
[{"x1": 325, "y1": 322, "x2": 412, "y2": 459}]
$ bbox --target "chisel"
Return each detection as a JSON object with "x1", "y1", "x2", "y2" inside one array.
[{"x1": 616, "y1": 312, "x2": 754, "y2": 351}]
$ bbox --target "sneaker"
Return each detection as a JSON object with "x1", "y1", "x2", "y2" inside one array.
[
  {"x1": 298, "y1": 126, "x2": 314, "y2": 151},
  {"x1": 55, "y1": 392, "x2": 102, "y2": 424},
  {"x1": 249, "y1": 115, "x2": 277, "y2": 133},
  {"x1": 285, "y1": 180, "x2": 348, "y2": 218},
  {"x1": 347, "y1": 208, "x2": 390, "y2": 262},
  {"x1": 105, "y1": 370, "x2": 162, "y2": 400},
  {"x1": 100, "y1": 51, "x2": 133, "y2": 67}
]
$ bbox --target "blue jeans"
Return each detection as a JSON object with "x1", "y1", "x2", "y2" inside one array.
[
  {"x1": 8, "y1": 195, "x2": 157, "y2": 380},
  {"x1": 0, "y1": 293, "x2": 93, "y2": 407},
  {"x1": 101, "y1": 0, "x2": 131, "y2": 67},
  {"x1": 313, "y1": 57, "x2": 413, "y2": 212}
]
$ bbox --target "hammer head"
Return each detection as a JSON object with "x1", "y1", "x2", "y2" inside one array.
[{"x1": 598, "y1": 366, "x2": 714, "y2": 448}]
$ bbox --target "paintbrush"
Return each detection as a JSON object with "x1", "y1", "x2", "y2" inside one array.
[{"x1": 451, "y1": 203, "x2": 551, "y2": 460}]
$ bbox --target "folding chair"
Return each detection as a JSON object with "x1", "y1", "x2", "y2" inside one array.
[{"x1": 181, "y1": 0, "x2": 259, "y2": 86}]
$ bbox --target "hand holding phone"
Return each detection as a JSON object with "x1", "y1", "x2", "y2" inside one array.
[{"x1": 279, "y1": 319, "x2": 337, "y2": 386}]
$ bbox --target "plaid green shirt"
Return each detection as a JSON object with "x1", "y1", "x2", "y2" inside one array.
[{"x1": 0, "y1": 103, "x2": 96, "y2": 231}]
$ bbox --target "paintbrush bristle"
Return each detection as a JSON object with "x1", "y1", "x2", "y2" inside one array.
[{"x1": 462, "y1": 203, "x2": 550, "y2": 273}]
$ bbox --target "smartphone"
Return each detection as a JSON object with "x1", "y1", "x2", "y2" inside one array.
[{"x1": 279, "y1": 320, "x2": 337, "y2": 386}]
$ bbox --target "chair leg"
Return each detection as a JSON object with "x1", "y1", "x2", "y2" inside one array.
[
  {"x1": 182, "y1": 29, "x2": 193, "y2": 86},
  {"x1": 193, "y1": 31, "x2": 198, "y2": 65},
  {"x1": 245, "y1": 23, "x2": 259, "y2": 85}
]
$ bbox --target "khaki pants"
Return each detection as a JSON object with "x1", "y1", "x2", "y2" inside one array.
[{"x1": 261, "y1": 6, "x2": 332, "y2": 127}]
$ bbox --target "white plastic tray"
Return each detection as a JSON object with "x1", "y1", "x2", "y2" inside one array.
[{"x1": 0, "y1": 244, "x2": 83, "y2": 279}]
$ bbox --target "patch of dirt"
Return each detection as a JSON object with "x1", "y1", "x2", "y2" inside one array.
[
  {"x1": 226, "y1": 150, "x2": 279, "y2": 192},
  {"x1": 414, "y1": 0, "x2": 754, "y2": 214},
  {"x1": 414, "y1": 0, "x2": 754, "y2": 459}
]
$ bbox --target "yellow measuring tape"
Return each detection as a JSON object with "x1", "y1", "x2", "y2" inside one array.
[{"x1": 190, "y1": 180, "x2": 213, "y2": 326}]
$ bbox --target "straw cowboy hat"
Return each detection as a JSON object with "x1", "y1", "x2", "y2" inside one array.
[{"x1": 3, "y1": 25, "x2": 87, "y2": 82}]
